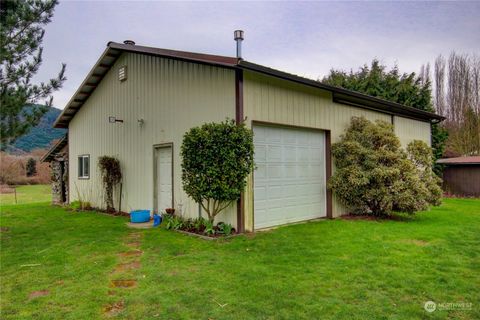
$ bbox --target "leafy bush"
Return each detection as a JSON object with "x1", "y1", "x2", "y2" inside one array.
[
  {"x1": 164, "y1": 215, "x2": 184, "y2": 230},
  {"x1": 193, "y1": 217, "x2": 207, "y2": 233},
  {"x1": 181, "y1": 119, "x2": 254, "y2": 222},
  {"x1": 406, "y1": 140, "x2": 442, "y2": 206},
  {"x1": 329, "y1": 117, "x2": 441, "y2": 216},
  {"x1": 203, "y1": 219, "x2": 215, "y2": 236},
  {"x1": 217, "y1": 222, "x2": 234, "y2": 236},
  {"x1": 98, "y1": 156, "x2": 122, "y2": 212},
  {"x1": 162, "y1": 213, "x2": 236, "y2": 237}
]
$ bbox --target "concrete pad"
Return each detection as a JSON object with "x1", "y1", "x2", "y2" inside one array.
[{"x1": 126, "y1": 221, "x2": 154, "y2": 229}]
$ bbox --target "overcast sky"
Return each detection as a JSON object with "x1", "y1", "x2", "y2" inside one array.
[{"x1": 35, "y1": 1, "x2": 480, "y2": 110}]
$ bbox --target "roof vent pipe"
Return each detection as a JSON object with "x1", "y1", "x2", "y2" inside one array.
[
  {"x1": 123, "y1": 40, "x2": 135, "y2": 45},
  {"x1": 234, "y1": 30, "x2": 244, "y2": 59}
]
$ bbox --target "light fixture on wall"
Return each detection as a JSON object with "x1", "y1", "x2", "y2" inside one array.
[
  {"x1": 108, "y1": 116, "x2": 124, "y2": 123},
  {"x1": 137, "y1": 118, "x2": 145, "y2": 127}
]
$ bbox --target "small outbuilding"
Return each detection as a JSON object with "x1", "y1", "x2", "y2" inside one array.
[
  {"x1": 437, "y1": 156, "x2": 480, "y2": 197},
  {"x1": 41, "y1": 135, "x2": 69, "y2": 204}
]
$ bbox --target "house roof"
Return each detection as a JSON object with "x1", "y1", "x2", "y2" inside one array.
[
  {"x1": 54, "y1": 41, "x2": 444, "y2": 128},
  {"x1": 437, "y1": 156, "x2": 480, "y2": 165},
  {"x1": 41, "y1": 134, "x2": 68, "y2": 162}
]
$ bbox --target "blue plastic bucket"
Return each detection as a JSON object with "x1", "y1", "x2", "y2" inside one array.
[
  {"x1": 130, "y1": 210, "x2": 151, "y2": 223},
  {"x1": 153, "y1": 213, "x2": 162, "y2": 227}
]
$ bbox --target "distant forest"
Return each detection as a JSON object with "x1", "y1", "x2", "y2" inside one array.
[{"x1": 8, "y1": 107, "x2": 66, "y2": 153}]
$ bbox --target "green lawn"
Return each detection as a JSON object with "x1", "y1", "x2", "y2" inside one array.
[
  {"x1": 0, "y1": 185, "x2": 51, "y2": 205},
  {"x1": 1, "y1": 199, "x2": 479, "y2": 319}
]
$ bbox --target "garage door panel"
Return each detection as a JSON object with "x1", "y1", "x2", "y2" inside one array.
[
  {"x1": 255, "y1": 163, "x2": 267, "y2": 179},
  {"x1": 255, "y1": 145, "x2": 267, "y2": 162},
  {"x1": 267, "y1": 185, "x2": 283, "y2": 200},
  {"x1": 266, "y1": 128, "x2": 282, "y2": 143},
  {"x1": 311, "y1": 147, "x2": 323, "y2": 161},
  {"x1": 284, "y1": 165, "x2": 297, "y2": 178},
  {"x1": 254, "y1": 185, "x2": 267, "y2": 200},
  {"x1": 253, "y1": 126, "x2": 266, "y2": 143},
  {"x1": 283, "y1": 146, "x2": 297, "y2": 161},
  {"x1": 266, "y1": 146, "x2": 282, "y2": 161},
  {"x1": 297, "y1": 147, "x2": 309, "y2": 161},
  {"x1": 266, "y1": 165, "x2": 283, "y2": 179},
  {"x1": 254, "y1": 125, "x2": 327, "y2": 229},
  {"x1": 309, "y1": 165, "x2": 323, "y2": 178}
]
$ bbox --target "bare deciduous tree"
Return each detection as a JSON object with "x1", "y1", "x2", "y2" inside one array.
[{"x1": 433, "y1": 52, "x2": 480, "y2": 156}]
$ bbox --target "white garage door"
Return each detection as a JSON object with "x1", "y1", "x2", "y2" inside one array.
[{"x1": 253, "y1": 125, "x2": 327, "y2": 229}]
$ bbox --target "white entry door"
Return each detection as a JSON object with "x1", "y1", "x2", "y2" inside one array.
[
  {"x1": 154, "y1": 146, "x2": 173, "y2": 213},
  {"x1": 253, "y1": 125, "x2": 327, "y2": 229}
]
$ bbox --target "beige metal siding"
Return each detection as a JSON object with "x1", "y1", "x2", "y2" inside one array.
[
  {"x1": 69, "y1": 53, "x2": 237, "y2": 226},
  {"x1": 394, "y1": 116, "x2": 431, "y2": 147},
  {"x1": 242, "y1": 71, "x2": 394, "y2": 230}
]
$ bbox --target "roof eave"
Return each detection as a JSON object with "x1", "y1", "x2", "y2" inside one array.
[
  {"x1": 41, "y1": 134, "x2": 68, "y2": 162},
  {"x1": 53, "y1": 42, "x2": 239, "y2": 129},
  {"x1": 238, "y1": 60, "x2": 444, "y2": 123},
  {"x1": 55, "y1": 42, "x2": 444, "y2": 128},
  {"x1": 53, "y1": 47, "x2": 122, "y2": 128}
]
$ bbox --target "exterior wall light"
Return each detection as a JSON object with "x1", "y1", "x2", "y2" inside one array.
[{"x1": 108, "y1": 116, "x2": 124, "y2": 123}]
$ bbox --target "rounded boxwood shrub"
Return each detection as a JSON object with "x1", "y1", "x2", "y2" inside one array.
[
  {"x1": 181, "y1": 119, "x2": 254, "y2": 222},
  {"x1": 329, "y1": 116, "x2": 441, "y2": 216}
]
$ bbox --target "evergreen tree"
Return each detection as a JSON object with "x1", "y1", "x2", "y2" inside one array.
[
  {"x1": 0, "y1": 0, "x2": 66, "y2": 147},
  {"x1": 322, "y1": 59, "x2": 447, "y2": 170},
  {"x1": 26, "y1": 157, "x2": 36, "y2": 177}
]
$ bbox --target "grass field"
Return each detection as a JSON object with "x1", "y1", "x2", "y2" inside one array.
[
  {"x1": 0, "y1": 185, "x2": 51, "y2": 205},
  {"x1": 1, "y1": 198, "x2": 479, "y2": 319}
]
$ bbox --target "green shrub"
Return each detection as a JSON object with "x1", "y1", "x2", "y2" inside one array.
[
  {"x1": 162, "y1": 214, "x2": 173, "y2": 229},
  {"x1": 217, "y1": 222, "x2": 233, "y2": 236},
  {"x1": 181, "y1": 119, "x2": 254, "y2": 222},
  {"x1": 193, "y1": 217, "x2": 207, "y2": 233},
  {"x1": 407, "y1": 140, "x2": 442, "y2": 206},
  {"x1": 203, "y1": 220, "x2": 215, "y2": 236},
  {"x1": 164, "y1": 215, "x2": 184, "y2": 230},
  {"x1": 329, "y1": 117, "x2": 441, "y2": 216}
]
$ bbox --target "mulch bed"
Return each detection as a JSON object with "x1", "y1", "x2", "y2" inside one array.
[{"x1": 175, "y1": 229, "x2": 241, "y2": 240}]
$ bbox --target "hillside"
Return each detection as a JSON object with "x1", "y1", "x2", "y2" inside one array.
[{"x1": 9, "y1": 107, "x2": 66, "y2": 153}]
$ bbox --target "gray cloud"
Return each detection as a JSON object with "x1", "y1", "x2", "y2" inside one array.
[{"x1": 33, "y1": 1, "x2": 480, "y2": 109}]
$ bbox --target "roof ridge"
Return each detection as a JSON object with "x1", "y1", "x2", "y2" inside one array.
[
  {"x1": 53, "y1": 41, "x2": 444, "y2": 128},
  {"x1": 108, "y1": 42, "x2": 239, "y2": 66}
]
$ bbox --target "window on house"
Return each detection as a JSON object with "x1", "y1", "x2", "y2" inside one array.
[{"x1": 78, "y1": 155, "x2": 90, "y2": 179}]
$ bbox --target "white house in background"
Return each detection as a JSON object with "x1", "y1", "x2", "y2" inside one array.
[{"x1": 46, "y1": 34, "x2": 443, "y2": 232}]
